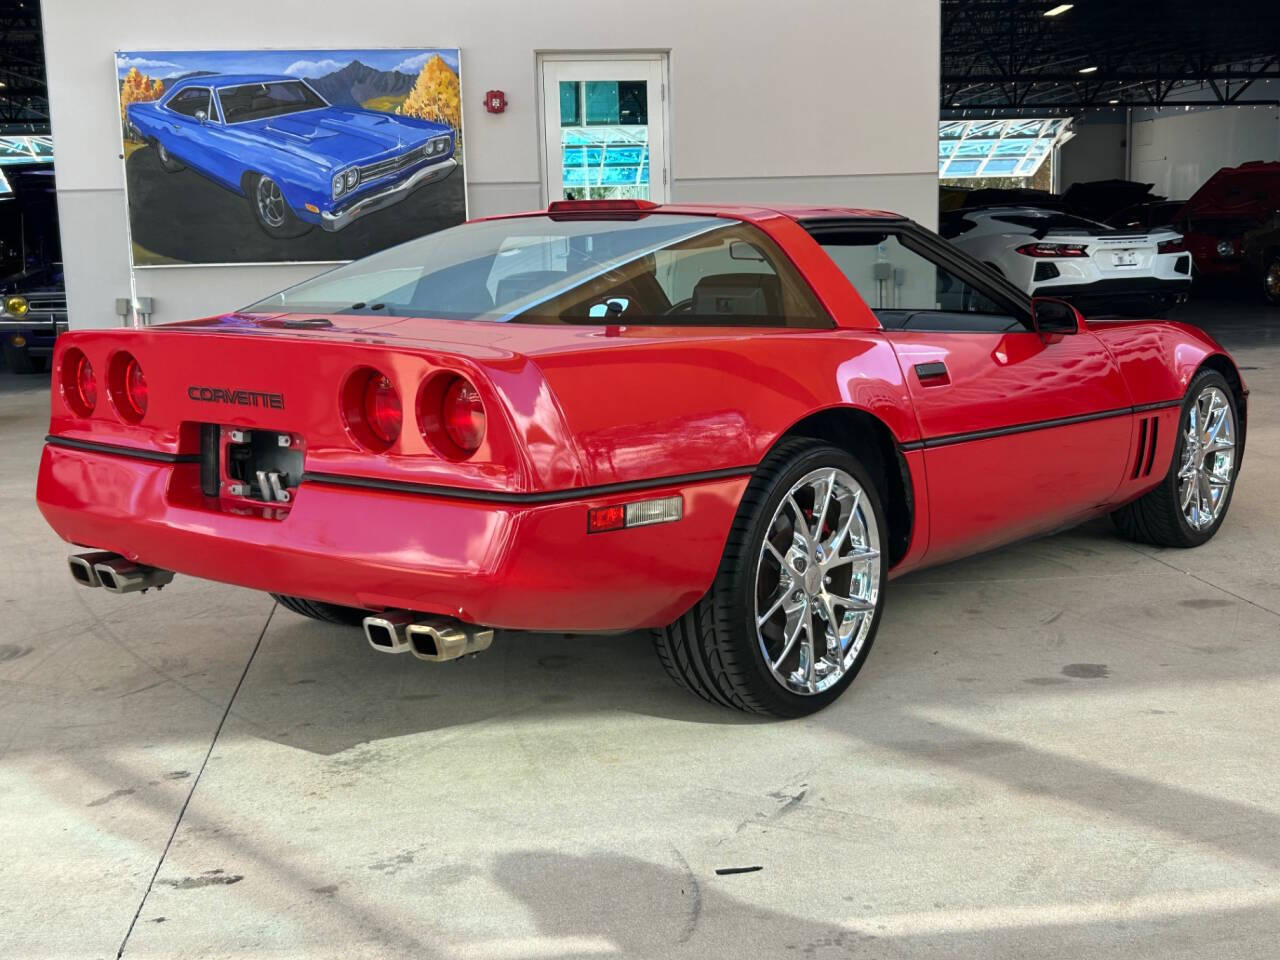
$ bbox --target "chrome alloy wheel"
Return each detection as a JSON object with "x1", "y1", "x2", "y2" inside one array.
[
  {"x1": 1178, "y1": 385, "x2": 1236, "y2": 531},
  {"x1": 255, "y1": 177, "x2": 287, "y2": 228},
  {"x1": 157, "y1": 144, "x2": 170, "y2": 163},
  {"x1": 754, "y1": 468, "x2": 881, "y2": 696},
  {"x1": 1265, "y1": 260, "x2": 1280, "y2": 300}
]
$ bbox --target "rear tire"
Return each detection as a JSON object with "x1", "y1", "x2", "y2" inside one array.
[
  {"x1": 652, "y1": 439, "x2": 888, "y2": 717},
  {"x1": 271, "y1": 594, "x2": 369, "y2": 626},
  {"x1": 1111, "y1": 368, "x2": 1240, "y2": 547},
  {"x1": 1261, "y1": 252, "x2": 1280, "y2": 306}
]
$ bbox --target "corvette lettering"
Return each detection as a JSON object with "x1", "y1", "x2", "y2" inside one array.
[{"x1": 188, "y1": 386, "x2": 285, "y2": 410}]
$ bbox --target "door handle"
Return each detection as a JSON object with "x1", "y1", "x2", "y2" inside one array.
[{"x1": 914, "y1": 361, "x2": 950, "y2": 385}]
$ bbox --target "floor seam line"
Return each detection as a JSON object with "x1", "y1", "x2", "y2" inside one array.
[
  {"x1": 114, "y1": 602, "x2": 276, "y2": 960},
  {"x1": 1122, "y1": 543, "x2": 1280, "y2": 619}
]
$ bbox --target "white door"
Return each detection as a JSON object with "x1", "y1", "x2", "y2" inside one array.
[{"x1": 539, "y1": 54, "x2": 668, "y2": 203}]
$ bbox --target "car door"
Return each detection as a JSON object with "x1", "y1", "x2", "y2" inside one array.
[
  {"x1": 160, "y1": 87, "x2": 211, "y2": 166},
  {"x1": 808, "y1": 222, "x2": 1133, "y2": 566}
]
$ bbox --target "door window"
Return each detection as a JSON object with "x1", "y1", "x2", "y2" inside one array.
[
  {"x1": 167, "y1": 88, "x2": 212, "y2": 119},
  {"x1": 814, "y1": 230, "x2": 1027, "y2": 332}
]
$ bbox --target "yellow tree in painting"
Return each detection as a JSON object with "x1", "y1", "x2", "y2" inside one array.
[
  {"x1": 397, "y1": 55, "x2": 461, "y2": 136},
  {"x1": 120, "y1": 67, "x2": 164, "y2": 140}
]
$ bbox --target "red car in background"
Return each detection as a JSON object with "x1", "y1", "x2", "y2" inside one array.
[
  {"x1": 1176, "y1": 161, "x2": 1280, "y2": 286},
  {"x1": 36, "y1": 201, "x2": 1248, "y2": 716}
]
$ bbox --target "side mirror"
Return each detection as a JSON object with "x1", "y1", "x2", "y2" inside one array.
[
  {"x1": 195, "y1": 109, "x2": 208, "y2": 124},
  {"x1": 1030, "y1": 297, "x2": 1082, "y2": 336}
]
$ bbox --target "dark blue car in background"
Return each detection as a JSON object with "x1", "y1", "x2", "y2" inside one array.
[{"x1": 127, "y1": 74, "x2": 456, "y2": 238}]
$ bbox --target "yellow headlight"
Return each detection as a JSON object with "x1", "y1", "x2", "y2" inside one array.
[{"x1": 4, "y1": 296, "x2": 28, "y2": 316}]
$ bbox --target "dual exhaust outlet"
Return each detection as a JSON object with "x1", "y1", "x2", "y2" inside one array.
[
  {"x1": 362, "y1": 614, "x2": 494, "y2": 663},
  {"x1": 68, "y1": 552, "x2": 174, "y2": 593},
  {"x1": 67, "y1": 552, "x2": 490, "y2": 664}
]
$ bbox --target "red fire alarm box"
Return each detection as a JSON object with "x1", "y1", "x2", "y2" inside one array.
[{"x1": 485, "y1": 90, "x2": 507, "y2": 114}]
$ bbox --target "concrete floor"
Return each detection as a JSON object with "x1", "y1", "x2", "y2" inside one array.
[{"x1": 2, "y1": 299, "x2": 1278, "y2": 960}]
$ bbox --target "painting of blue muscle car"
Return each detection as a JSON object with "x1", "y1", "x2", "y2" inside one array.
[{"x1": 117, "y1": 49, "x2": 466, "y2": 266}]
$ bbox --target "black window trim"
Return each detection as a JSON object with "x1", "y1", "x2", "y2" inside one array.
[{"x1": 800, "y1": 217, "x2": 1036, "y2": 332}]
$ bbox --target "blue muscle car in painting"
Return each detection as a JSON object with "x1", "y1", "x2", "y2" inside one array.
[{"x1": 126, "y1": 74, "x2": 456, "y2": 237}]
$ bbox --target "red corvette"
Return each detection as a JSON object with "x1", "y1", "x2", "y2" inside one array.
[{"x1": 37, "y1": 200, "x2": 1247, "y2": 716}]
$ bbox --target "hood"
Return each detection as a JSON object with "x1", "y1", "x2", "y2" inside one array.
[
  {"x1": 242, "y1": 108, "x2": 451, "y2": 167},
  {"x1": 1180, "y1": 162, "x2": 1280, "y2": 223}
]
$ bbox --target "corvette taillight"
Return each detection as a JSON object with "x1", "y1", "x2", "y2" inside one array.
[
  {"x1": 62, "y1": 348, "x2": 96, "y2": 417},
  {"x1": 1016, "y1": 242, "x2": 1089, "y2": 257},
  {"x1": 342, "y1": 368, "x2": 401, "y2": 451},
  {"x1": 109, "y1": 352, "x2": 148, "y2": 421},
  {"x1": 442, "y1": 377, "x2": 485, "y2": 454},
  {"x1": 1157, "y1": 237, "x2": 1187, "y2": 254},
  {"x1": 363, "y1": 375, "x2": 402, "y2": 446},
  {"x1": 419, "y1": 373, "x2": 486, "y2": 459}
]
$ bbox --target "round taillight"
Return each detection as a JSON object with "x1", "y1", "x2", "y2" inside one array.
[
  {"x1": 442, "y1": 377, "x2": 486, "y2": 454},
  {"x1": 340, "y1": 368, "x2": 403, "y2": 451},
  {"x1": 124, "y1": 357, "x2": 148, "y2": 418},
  {"x1": 62, "y1": 348, "x2": 96, "y2": 416},
  {"x1": 106, "y1": 352, "x2": 148, "y2": 423},
  {"x1": 419, "y1": 374, "x2": 486, "y2": 459}
]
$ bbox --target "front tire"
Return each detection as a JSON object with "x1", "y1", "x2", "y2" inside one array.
[
  {"x1": 271, "y1": 594, "x2": 369, "y2": 626},
  {"x1": 246, "y1": 173, "x2": 313, "y2": 239},
  {"x1": 652, "y1": 439, "x2": 888, "y2": 717},
  {"x1": 1111, "y1": 368, "x2": 1241, "y2": 547},
  {"x1": 1260, "y1": 252, "x2": 1280, "y2": 305},
  {"x1": 3, "y1": 341, "x2": 44, "y2": 374}
]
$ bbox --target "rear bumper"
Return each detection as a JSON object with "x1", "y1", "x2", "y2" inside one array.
[
  {"x1": 36, "y1": 442, "x2": 748, "y2": 632},
  {"x1": 1032, "y1": 277, "x2": 1192, "y2": 314}
]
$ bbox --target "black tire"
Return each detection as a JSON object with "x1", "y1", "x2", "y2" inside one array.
[
  {"x1": 2, "y1": 341, "x2": 43, "y2": 374},
  {"x1": 652, "y1": 439, "x2": 889, "y2": 717},
  {"x1": 246, "y1": 173, "x2": 313, "y2": 239},
  {"x1": 153, "y1": 140, "x2": 185, "y2": 173},
  {"x1": 1111, "y1": 368, "x2": 1241, "y2": 548},
  {"x1": 1260, "y1": 251, "x2": 1280, "y2": 306},
  {"x1": 271, "y1": 594, "x2": 369, "y2": 626}
]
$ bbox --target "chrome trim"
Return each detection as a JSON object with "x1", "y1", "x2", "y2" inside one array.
[
  {"x1": 319, "y1": 158, "x2": 457, "y2": 232},
  {"x1": 754, "y1": 467, "x2": 881, "y2": 696}
]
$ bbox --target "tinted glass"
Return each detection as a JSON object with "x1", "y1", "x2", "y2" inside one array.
[
  {"x1": 816, "y1": 231, "x2": 1022, "y2": 325},
  {"x1": 990, "y1": 212, "x2": 1106, "y2": 234},
  {"x1": 249, "y1": 215, "x2": 829, "y2": 328},
  {"x1": 167, "y1": 88, "x2": 211, "y2": 118},
  {"x1": 219, "y1": 81, "x2": 326, "y2": 124}
]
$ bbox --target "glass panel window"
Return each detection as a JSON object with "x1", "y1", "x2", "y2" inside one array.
[
  {"x1": 251, "y1": 215, "x2": 829, "y2": 328},
  {"x1": 817, "y1": 232, "x2": 1014, "y2": 319},
  {"x1": 167, "y1": 88, "x2": 211, "y2": 119}
]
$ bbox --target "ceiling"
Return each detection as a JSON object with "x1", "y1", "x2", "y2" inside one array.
[
  {"x1": 943, "y1": 0, "x2": 1280, "y2": 116},
  {"x1": 0, "y1": 0, "x2": 48, "y2": 134}
]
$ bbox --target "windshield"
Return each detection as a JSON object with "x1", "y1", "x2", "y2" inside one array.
[
  {"x1": 218, "y1": 81, "x2": 327, "y2": 124},
  {"x1": 247, "y1": 214, "x2": 829, "y2": 327}
]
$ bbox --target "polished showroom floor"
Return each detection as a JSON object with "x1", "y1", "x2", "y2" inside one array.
[{"x1": 2, "y1": 298, "x2": 1277, "y2": 959}]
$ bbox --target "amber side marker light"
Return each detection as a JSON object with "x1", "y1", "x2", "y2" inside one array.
[{"x1": 587, "y1": 495, "x2": 683, "y2": 533}]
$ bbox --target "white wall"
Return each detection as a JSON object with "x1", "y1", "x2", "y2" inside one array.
[
  {"x1": 1130, "y1": 105, "x2": 1280, "y2": 199},
  {"x1": 1056, "y1": 118, "x2": 1126, "y2": 190},
  {"x1": 42, "y1": 0, "x2": 941, "y2": 328}
]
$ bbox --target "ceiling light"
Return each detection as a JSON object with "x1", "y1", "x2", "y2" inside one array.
[
  {"x1": 0, "y1": 82, "x2": 7, "y2": 89},
  {"x1": 1044, "y1": 3, "x2": 1074, "y2": 15},
  {"x1": 1079, "y1": 66, "x2": 1098, "y2": 74},
  {"x1": 1109, "y1": 99, "x2": 1119, "y2": 104}
]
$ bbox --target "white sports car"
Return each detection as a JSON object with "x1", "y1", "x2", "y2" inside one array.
[{"x1": 941, "y1": 206, "x2": 1193, "y2": 316}]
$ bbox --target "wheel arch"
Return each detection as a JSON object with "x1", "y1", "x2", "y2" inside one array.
[{"x1": 769, "y1": 406, "x2": 914, "y2": 568}]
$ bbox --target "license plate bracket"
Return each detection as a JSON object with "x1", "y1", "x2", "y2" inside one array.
[{"x1": 200, "y1": 425, "x2": 304, "y2": 503}]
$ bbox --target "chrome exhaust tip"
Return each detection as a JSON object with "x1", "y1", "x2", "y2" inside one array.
[
  {"x1": 68, "y1": 551, "x2": 118, "y2": 588},
  {"x1": 405, "y1": 617, "x2": 494, "y2": 663},
  {"x1": 91, "y1": 557, "x2": 175, "y2": 594},
  {"x1": 362, "y1": 615, "x2": 413, "y2": 654}
]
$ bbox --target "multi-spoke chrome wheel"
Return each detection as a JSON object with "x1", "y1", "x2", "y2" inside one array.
[
  {"x1": 1112, "y1": 369, "x2": 1242, "y2": 549},
  {"x1": 1264, "y1": 258, "x2": 1280, "y2": 304},
  {"x1": 1178, "y1": 385, "x2": 1236, "y2": 531},
  {"x1": 255, "y1": 176, "x2": 287, "y2": 228},
  {"x1": 753, "y1": 467, "x2": 881, "y2": 696}
]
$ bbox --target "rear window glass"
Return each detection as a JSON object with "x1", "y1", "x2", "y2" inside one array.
[
  {"x1": 248, "y1": 214, "x2": 830, "y2": 328},
  {"x1": 990, "y1": 212, "x2": 1105, "y2": 233}
]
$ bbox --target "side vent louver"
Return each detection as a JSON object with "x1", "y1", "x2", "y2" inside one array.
[{"x1": 1131, "y1": 416, "x2": 1160, "y2": 479}]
